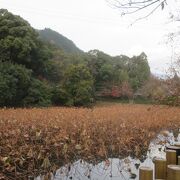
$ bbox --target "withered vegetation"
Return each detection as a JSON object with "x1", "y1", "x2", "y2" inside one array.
[{"x1": 0, "y1": 104, "x2": 180, "y2": 179}]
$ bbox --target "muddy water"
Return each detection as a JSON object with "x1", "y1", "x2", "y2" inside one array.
[{"x1": 36, "y1": 131, "x2": 179, "y2": 180}]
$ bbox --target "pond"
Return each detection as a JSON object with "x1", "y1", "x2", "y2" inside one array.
[{"x1": 36, "y1": 131, "x2": 179, "y2": 180}]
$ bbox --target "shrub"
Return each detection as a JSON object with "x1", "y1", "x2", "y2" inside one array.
[
  {"x1": 0, "y1": 62, "x2": 31, "y2": 107},
  {"x1": 23, "y1": 79, "x2": 52, "y2": 107}
]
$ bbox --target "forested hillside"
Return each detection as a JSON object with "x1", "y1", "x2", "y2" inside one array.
[
  {"x1": 0, "y1": 9, "x2": 152, "y2": 107},
  {"x1": 38, "y1": 28, "x2": 82, "y2": 54}
]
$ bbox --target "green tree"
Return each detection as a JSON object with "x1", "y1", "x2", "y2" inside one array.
[
  {"x1": 0, "y1": 62, "x2": 31, "y2": 107},
  {"x1": 128, "y1": 52, "x2": 150, "y2": 90},
  {"x1": 113, "y1": 69, "x2": 129, "y2": 84},
  {"x1": 23, "y1": 79, "x2": 52, "y2": 107},
  {"x1": 63, "y1": 64, "x2": 94, "y2": 106},
  {"x1": 51, "y1": 85, "x2": 70, "y2": 105},
  {"x1": 99, "y1": 64, "x2": 114, "y2": 83},
  {"x1": 0, "y1": 9, "x2": 51, "y2": 75}
]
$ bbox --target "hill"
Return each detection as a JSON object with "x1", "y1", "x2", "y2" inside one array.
[{"x1": 38, "y1": 28, "x2": 83, "y2": 54}]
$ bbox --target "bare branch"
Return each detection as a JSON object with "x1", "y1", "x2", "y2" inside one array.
[
  {"x1": 108, "y1": 0, "x2": 167, "y2": 16},
  {"x1": 130, "y1": 1, "x2": 162, "y2": 24}
]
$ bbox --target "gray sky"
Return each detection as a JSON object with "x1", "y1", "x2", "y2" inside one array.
[{"x1": 0, "y1": 0, "x2": 179, "y2": 75}]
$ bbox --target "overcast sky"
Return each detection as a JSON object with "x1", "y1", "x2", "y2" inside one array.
[{"x1": 0, "y1": 0, "x2": 179, "y2": 75}]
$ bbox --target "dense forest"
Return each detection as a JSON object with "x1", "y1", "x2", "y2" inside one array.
[{"x1": 0, "y1": 9, "x2": 178, "y2": 107}]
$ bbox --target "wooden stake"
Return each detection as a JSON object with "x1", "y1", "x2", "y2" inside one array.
[
  {"x1": 178, "y1": 156, "x2": 180, "y2": 165},
  {"x1": 174, "y1": 142, "x2": 180, "y2": 147},
  {"x1": 139, "y1": 166, "x2": 153, "y2": 180},
  {"x1": 166, "y1": 145, "x2": 180, "y2": 164},
  {"x1": 166, "y1": 149, "x2": 176, "y2": 165},
  {"x1": 167, "y1": 165, "x2": 180, "y2": 180},
  {"x1": 154, "y1": 158, "x2": 166, "y2": 179}
]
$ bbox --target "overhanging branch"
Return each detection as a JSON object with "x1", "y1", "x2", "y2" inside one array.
[{"x1": 107, "y1": 0, "x2": 167, "y2": 17}]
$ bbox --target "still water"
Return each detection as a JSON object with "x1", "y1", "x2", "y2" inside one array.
[{"x1": 36, "y1": 131, "x2": 179, "y2": 180}]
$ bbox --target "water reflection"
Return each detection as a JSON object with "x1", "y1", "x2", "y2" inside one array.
[{"x1": 36, "y1": 131, "x2": 179, "y2": 180}]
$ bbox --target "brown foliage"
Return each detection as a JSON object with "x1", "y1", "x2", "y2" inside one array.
[
  {"x1": 0, "y1": 105, "x2": 179, "y2": 179},
  {"x1": 99, "y1": 82, "x2": 133, "y2": 98},
  {"x1": 140, "y1": 75, "x2": 180, "y2": 106}
]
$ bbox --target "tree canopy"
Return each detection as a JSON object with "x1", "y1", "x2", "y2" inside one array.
[
  {"x1": 0, "y1": 9, "x2": 51, "y2": 75},
  {"x1": 0, "y1": 9, "x2": 152, "y2": 107}
]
